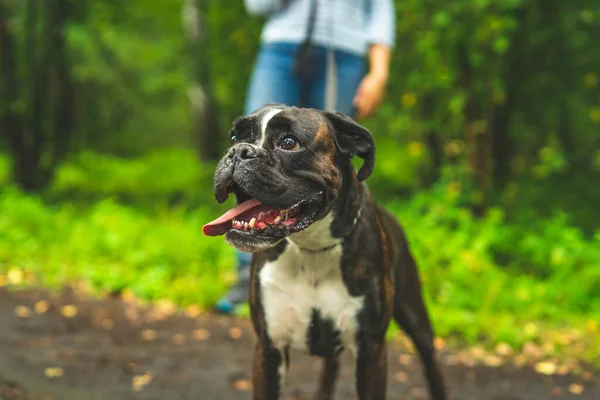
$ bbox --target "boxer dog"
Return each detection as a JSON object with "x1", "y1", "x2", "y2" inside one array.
[{"x1": 203, "y1": 105, "x2": 446, "y2": 400}]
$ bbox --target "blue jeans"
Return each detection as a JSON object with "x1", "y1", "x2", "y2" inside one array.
[
  {"x1": 245, "y1": 42, "x2": 365, "y2": 114},
  {"x1": 236, "y1": 42, "x2": 366, "y2": 270}
]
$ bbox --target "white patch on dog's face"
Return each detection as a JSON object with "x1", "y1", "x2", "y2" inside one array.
[
  {"x1": 259, "y1": 213, "x2": 364, "y2": 356},
  {"x1": 257, "y1": 108, "x2": 282, "y2": 148}
]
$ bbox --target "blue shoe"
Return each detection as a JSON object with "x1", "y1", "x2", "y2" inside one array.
[
  {"x1": 215, "y1": 262, "x2": 251, "y2": 315},
  {"x1": 215, "y1": 298, "x2": 236, "y2": 314}
]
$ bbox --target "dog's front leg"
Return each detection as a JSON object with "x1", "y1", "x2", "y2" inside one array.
[
  {"x1": 355, "y1": 339, "x2": 388, "y2": 400},
  {"x1": 252, "y1": 341, "x2": 287, "y2": 400}
]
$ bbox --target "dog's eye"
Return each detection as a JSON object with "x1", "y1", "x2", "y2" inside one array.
[
  {"x1": 280, "y1": 136, "x2": 300, "y2": 151},
  {"x1": 230, "y1": 135, "x2": 237, "y2": 144}
]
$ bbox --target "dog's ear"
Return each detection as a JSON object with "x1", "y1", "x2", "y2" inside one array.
[{"x1": 323, "y1": 111, "x2": 376, "y2": 181}]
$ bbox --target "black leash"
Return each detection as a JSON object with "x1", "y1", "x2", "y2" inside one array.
[{"x1": 292, "y1": 0, "x2": 318, "y2": 78}]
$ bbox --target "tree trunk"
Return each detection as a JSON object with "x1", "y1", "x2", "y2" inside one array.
[
  {"x1": 183, "y1": 0, "x2": 221, "y2": 161},
  {"x1": 421, "y1": 94, "x2": 443, "y2": 186},
  {"x1": 48, "y1": 0, "x2": 75, "y2": 169},
  {"x1": 0, "y1": 1, "x2": 35, "y2": 189},
  {"x1": 459, "y1": 43, "x2": 492, "y2": 216},
  {"x1": 1, "y1": 0, "x2": 74, "y2": 191}
]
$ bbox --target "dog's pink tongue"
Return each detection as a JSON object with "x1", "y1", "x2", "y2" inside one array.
[{"x1": 203, "y1": 198, "x2": 262, "y2": 236}]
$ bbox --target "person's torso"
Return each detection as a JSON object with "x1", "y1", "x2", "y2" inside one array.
[{"x1": 261, "y1": 0, "x2": 371, "y2": 56}]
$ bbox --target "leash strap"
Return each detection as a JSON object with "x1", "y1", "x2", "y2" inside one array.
[
  {"x1": 292, "y1": 0, "x2": 318, "y2": 77},
  {"x1": 305, "y1": 0, "x2": 317, "y2": 46}
]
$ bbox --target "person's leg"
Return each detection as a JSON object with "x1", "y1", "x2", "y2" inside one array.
[
  {"x1": 333, "y1": 50, "x2": 366, "y2": 116},
  {"x1": 217, "y1": 42, "x2": 302, "y2": 314},
  {"x1": 308, "y1": 48, "x2": 365, "y2": 116},
  {"x1": 244, "y1": 42, "x2": 302, "y2": 114}
]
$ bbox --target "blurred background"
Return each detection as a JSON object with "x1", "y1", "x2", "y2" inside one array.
[{"x1": 0, "y1": 0, "x2": 599, "y2": 397}]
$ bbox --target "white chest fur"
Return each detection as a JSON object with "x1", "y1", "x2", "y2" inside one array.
[{"x1": 259, "y1": 214, "x2": 364, "y2": 354}]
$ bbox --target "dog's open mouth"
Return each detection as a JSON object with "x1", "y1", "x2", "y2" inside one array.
[
  {"x1": 202, "y1": 184, "x2": 322, "y2": 238},
  {"x1": 202, "y1": 198, "x2": 306, "y2": 236}
]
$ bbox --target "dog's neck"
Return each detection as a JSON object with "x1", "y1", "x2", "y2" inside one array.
[
  {"x1": 287, "y1": 212, "x2": 341, "y2": 252},
  {"x1": 330, "y1": 163, "x2": 367, "y2": 238},
  {"x1": 287, "y1": 168, "x2": 365, "y2": 253}
]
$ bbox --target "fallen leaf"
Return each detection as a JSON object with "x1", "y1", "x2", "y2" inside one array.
[
  {"x1": 523, "y1": 342, "x2": 543, "y2": 359},
  {"x1": 483, "y1": 355, "x2": 503, "y2": 367},
  {"x1": 15, "y1": 305, "x2": 31, "y2": 318},
  {"x1": 124, "y1": 362, "x2": 139, "y2": 374},
  {"x1": 146, "y1": 300, "x2": 176, "y2": 322},
  {"x1": 409, "y1": 387, "x2": 427, "y2": 398},
  {"x1": 394, "y1": 371, "x2": 408, "y2": 382},
  {"x1": 542, "y1": 342, "x2": 555, "y2": 355},
  {"x1": 233, "y1": 379, "x2": 252, "y2": 391},
  {"x1": 44, "y1": 367, "x2": 64, "y2": 379},
  {"x1": 582, "y1": 371, "x2": 594, "y2": 381},
  {"x1": 7, "y1": 268, "x2": 23, "y2": 285},
  {"x1": 558, "y1": 332, "x2": 575, "y2": 346},
  {"x1": 513, "y1": 354, "x2": 527, "y2": 366},
  {"x1": 172, "y1": 334, "x2": 185, "y2": 345},
  {"x1": 495, "y1": 343, "x2": 513, "y2": 357},
  {"x1": 457, "y1": 351, "x2": 477, "y2": 367},
  {"x1": 551, "y1": 386, "x2": 562, "y2": 395},
  {"x1": 556, "y1": 365, "x2": 570, "y2": 375},
  {"x1": 121, "y1": 289, "x2": 138, "y2": 304},
  {"x1": 535, "y1": 361, "x2": 557, "y2": 376},
  {"x1": 72, "y1": 281, "x2": 89, "y2": 297},
  {"x1": 124, "y1": 305, "x2": 141, "y2": 322},
  {"x1": 444, "y1": 354, "x2": 459, "y2": 366},
  {"x1": 470, "y1": 346, "x2": 486, "y2": 360},
  {"x1": 229, "y1": 327, "x2": 243, "y2": 340},
  {"x1": 60, "y1": 305, "x2": 78, "y2": 318},
  {"x1": 35, "y1": 300, "x2": 49, "y2": 314},
  {"x1": 140, "y1": 329, "x2": 158, "y2": 341},
  {"x1": 568, "y1": 383, "x2": 584, "y2": 395},
  {"x1": 403, "y1": 339, "x2": 415, "y2": 354},
  {"x1": 101, "y1": 319, "x2": 115, "y2": 331},
  {"x1": 132, "y1": 371, "x2": 153, "y2": 391},
  {"x1": 193, "y1": 328, "x2": 210, "y2": 341},
  {"x1": 398, "y1": 354, "x2": 412, "y2": 365},
  {"x1": 433, "y1": 337, "x2": 446, "y2": 351},
  {"x1": 186, "y1": 305, "x2": 202, "y2": 318},
  {"x1": 0, "y1": 274, "x2": 6, "y2": 287}
]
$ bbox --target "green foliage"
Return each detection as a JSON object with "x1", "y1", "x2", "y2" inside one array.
[
  {"x1": 0, "y1": 188, "x2": 233, "y2": 307},
  {"x1": 51, "y1": 150, "x2": 210, "y2": 205},
  {"x1": 65, "y1": 0, "x2": 191, "y2": 154}
]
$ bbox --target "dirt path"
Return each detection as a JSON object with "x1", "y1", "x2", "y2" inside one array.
[{"x1": 0, "y1": 288, "x2": 597, "y2": 400}]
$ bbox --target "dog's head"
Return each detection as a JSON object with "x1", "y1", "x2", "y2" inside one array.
[{"x1": 203, "y1": 104, "x2": 375, "y2": 252}]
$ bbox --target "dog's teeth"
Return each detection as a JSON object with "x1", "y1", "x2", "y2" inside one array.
[
  {"x1": 258, "y1": 212, "x2": 265, "y2": 220},
  {"x1": 244, "y1": 222, "x2": 249, "y2": 230},
  {"x1": 274, "y1": 216, "x2": 281, "y2": 223},
  {"x1": 249, "y1": 218, "x2": 256, "y2": 229}
]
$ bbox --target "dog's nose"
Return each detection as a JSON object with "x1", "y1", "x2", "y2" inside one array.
[{"x1": 231, "y1": 144, "x2": 259, "y2": 160}]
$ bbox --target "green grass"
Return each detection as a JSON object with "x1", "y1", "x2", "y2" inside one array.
[{"x1": 0, "y1": 150, "x2": 599, "y2": 366}]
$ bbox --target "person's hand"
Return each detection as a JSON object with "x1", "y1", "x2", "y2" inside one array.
[{"x1": 353, "y1": 72, "x2": 388, "y2": 119}]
